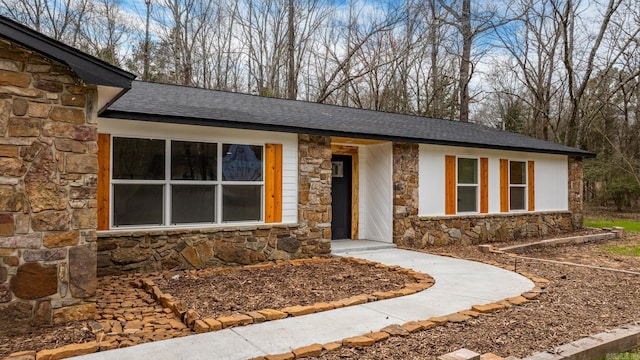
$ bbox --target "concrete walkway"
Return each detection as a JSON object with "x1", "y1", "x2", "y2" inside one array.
[{"x1": 73, "y1": 242, "x2": 533, "y2": 360}]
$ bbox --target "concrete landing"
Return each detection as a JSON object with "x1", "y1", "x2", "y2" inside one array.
[{"x1": 330, "y1": 239, "x2": 396, "y2": 254}]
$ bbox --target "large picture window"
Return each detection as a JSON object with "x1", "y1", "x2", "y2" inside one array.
[
  {"x1": 509, "y1": 161, "x2": 526, "y2": 210},
  {"x1": 111, "y1": 137, "x2": 264, "y2": 227},
  {"x1": 457, "y1": 158, "x2": 478, "y2": 212}
]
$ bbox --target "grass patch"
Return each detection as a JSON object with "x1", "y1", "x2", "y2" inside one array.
[
  {"x1": 605, "y1": 349, "x2": 640, "y2": 360},
  {"x1": 599, "y1": 244, "x2": 640, "y2": 257},
  {"x1": 585, "y1": 219, "x2": 640, "y2": 233}
]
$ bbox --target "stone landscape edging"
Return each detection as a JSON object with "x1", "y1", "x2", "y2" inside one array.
[
  {"x1": 133, "y1": 256, "x2": 436, "y2": 334},
  {"x1": 521, "y1": 322, "x2": 640, "y2": 360},
  {"x1": 6, "y1": 231, "x2": 627, "y2": 360},
  {"x1": 497, "y1": 230, "x2": 621, "y2": 254},
  {"x1": 3, "y1": 256, "x2": 436, "y2": 360},
  {"x1": 247, "y1": 248, "x2": 550, "y2": 360}
]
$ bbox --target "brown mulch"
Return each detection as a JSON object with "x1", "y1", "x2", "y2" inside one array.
[
  {"x1": 0, "y1": 321, "x2": 96, "y2": 357},
  {"x1": 154, "y1": 258, "x2": 416, "y2": 319},
  {"x1": 517, "y1": 234, "x2": 640, "y2": 272},
  {"x1": 319, "y1": 234, "x2": 640, "y2": 359},
  {"x1": 2, "y1": 232, "x2": 639, "y2": 359},
  {"x1": 0, "y1": 257, "x2": 416, "y2": 358}
]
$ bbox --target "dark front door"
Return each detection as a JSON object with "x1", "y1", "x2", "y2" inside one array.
[{"x1": 331, "y1": 155, "x2": 352, "y2": 239}]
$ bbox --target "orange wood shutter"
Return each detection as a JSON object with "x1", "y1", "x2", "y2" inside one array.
[
  {"x1": 264, "y1": 143, "x2": 283, "y2": 222},
  {"x1": 528, "y1": 160, "x2": 535, "y2": 211},
  {"x1": 97, "y1": 133, "x2": 111, "y2": 230},
  {"x1": 445, "y1": 155, "x2": 456, "y2": 215},
  {"x1": 500, "y1": 159, "x2": 509, "y2": 212},
  {"x1": 480, "y1": 157, "x2": 488, "y2": 213}
]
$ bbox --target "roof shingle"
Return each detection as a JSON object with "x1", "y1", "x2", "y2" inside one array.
[{"x1": 102, "y1": 81, "x2": 594, "y2": 157}]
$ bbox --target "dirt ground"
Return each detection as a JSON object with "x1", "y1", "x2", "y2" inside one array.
[{"x1": 2, "y1": 232, "x2": 639, "y2": 359}]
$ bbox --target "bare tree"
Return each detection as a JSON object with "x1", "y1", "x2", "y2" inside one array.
[{"x1": 437, "y1": 0, "x2": 513, "y2": 122}]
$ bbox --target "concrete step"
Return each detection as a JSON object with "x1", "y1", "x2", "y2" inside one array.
[{"x1": 331, "y1": 239, "x2": 396, "y2": 255}]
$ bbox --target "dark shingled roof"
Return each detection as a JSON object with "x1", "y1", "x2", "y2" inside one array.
[
  {"x1": 103, "y1": 81, "x2": 594, "y2": 157},
  {"x1": 0, "y1": 15, "x2": 135, "y2": 89}
]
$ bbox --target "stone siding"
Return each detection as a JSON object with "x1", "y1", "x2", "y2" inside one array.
[
  {"x1": 96, "y1": 134, "x2": 333, "y2": 276},
  {"x1": 568, "y1": 156, "x2": 584, "y2": 229},
  {"x1": 0, "y1": 40, "x2": 98, "y2": 328},
  {"x1": 396, "y1": 212, "x2": 574, "y2": 248},
  {"x1": 392, "y1": 143, "x2": 419, "y2": 245},
  {"x1": 296, "y1": 134, "x2": 332, "y2": 254},
  {"x1": 98, "y1": 225, "x2": 302, "y2": 276},
  {"x1": 391, "y1": 141, "x2": 580, "y2": 248}
]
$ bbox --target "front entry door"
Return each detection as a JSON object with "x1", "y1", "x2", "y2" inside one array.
[{"x1": 331, "y1": 155, "x2": 352, "y2": 239}]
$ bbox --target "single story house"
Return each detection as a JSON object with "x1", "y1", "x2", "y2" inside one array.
[{"x1": 0, "y1": 15, "x2": 592, "y2": 327}]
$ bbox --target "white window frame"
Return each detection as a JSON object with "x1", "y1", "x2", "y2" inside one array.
[
  {"x1": 509, "y1": 160, "x2": 527, "y2": 211},
  {"x1": 456, "y1": 157, "x2": 479, "y2": 213},
  {"x1": 110, "y1": 136, "x2": 265, "y2": 229}
]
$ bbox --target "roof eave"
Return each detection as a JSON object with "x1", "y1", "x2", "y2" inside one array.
[
  {"x1": 0, "y1": 16, "x2": 135, "y2": 89},
  {"x1": 100, "y1": 110, "x2": 596, "y2": 158}
]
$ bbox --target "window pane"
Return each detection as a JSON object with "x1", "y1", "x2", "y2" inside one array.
[
  {"x1": 510, "y1": 161, "x2": 526, "y2": 185},
  {"x1": 171, "y1": 185, "x2": 215, "y2": 224},
  {"x1": 510, "y1": 187, "x2": 526, "y2": 210},
  {"x1": 457, "y1": 186, "x2": 477, "y2": 212},
  {"x1": 113, "y1": 184, "x2": 163, "y2": 226},
  {"x1": 222, "y1": 185, "x2": 261, "y2": 221},
  {"x1": 113, "y1": 137, "x2": 165, "y2": 180},
  {"x1": 222, "y1": 144, "x2": 263, "y2": 181},
  {"x1": 171, "y1": 141, "x2": 217, "y2": 180},
  {"x1": 457, "y1": 158, "x2": 478, "y2": 184}
]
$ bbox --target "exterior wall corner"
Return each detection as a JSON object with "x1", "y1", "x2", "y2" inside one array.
[
  {"x1": 0, "y1": 41, "x2": 98, "y2": 328},
  {"x1": 568, "y1": 156, "x2": 584, "y2": 229}
]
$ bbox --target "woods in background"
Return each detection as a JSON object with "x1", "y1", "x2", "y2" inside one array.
[{"x1": 2, "y1": 0, "x2": 639, "y2": 208}]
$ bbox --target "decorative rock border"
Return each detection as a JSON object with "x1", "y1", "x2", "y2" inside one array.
[
  {"x1": 2, "y1": 257, "x2": 434, "y2": 360},
  {"x1": 496, "y1": 230, "x2": 621, "y2": 254},
  {"x1": 2, "y1": 256, "x2": 435, "y2": 360},
  {"x1": 439, "y1": 322, "x2": 640, "y2": 360},
  {"x1": 522, "y1": 323, "x2": 640, "y2": 360},
  {"x1": 133, "y1": 257, "x2": 436, "y2": 334},
  {"x1": 249, "y1": 249, "x2": 550, "y2": 360}
]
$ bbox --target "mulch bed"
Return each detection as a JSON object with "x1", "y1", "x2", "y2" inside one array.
[
  {"x1": 154, "y1": 258, "x2": 417, "y2": 319},
  {"x1": 0, "y1": 321, "x2": 96, "y2": 358},
  {"x1": 0, "y1": 257, "x2": 416, "y2": 358},
  {"x1": 319, "y1": 234, "x2": 640, "y2": 359},
  {"x1": 2, "y1": 232, "x2": 639, "y2": 359},
  {"x1": 516, "y1": 235, "x2": 640, "y2": 272}
]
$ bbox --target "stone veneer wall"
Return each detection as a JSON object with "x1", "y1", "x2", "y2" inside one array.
[
  {"x1": 96, "y1": 134, "x2": 332, "y2": 276},
  {"x1": 568, "y1": 156, "x2": 584, "y2": 229},
  {"x1": 392, "y1": 143, "x2": 420, "y2": 245},
  {"x1": 397, "y1": 212, "x2": 574, "y2": 247},
  {"x1": 296, "y1": 134, "x2": 332, "y2": 253},
  {"x1": 0, "y1": 40, "x2": 98, "y2": 329},
  {"x1": 392, "y1": 142, "x2": 582, "y2": 248}
]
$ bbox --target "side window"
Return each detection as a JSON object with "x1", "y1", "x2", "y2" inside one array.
[
  {"x1": 509, "y1": 161, "x2": 526, "y2": 210},
  {"x1": 457, "y1": 158, "x2": 478, "y2": 212}
]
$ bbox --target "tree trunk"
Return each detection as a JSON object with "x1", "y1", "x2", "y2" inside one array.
[
  {"x1": 458, "y1": 0, "x2": 471, "y2": 122},
  {"x1": 287, "y1": 0, "x2": 297, "y2": 99}
]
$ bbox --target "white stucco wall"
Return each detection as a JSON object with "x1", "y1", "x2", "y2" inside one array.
[
  {"x1": 98, "y1": 118, "x2": 299, "y2": 225},
  {"x1": 419, "y1": 144, "x2": 568, "y2": 216}
]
